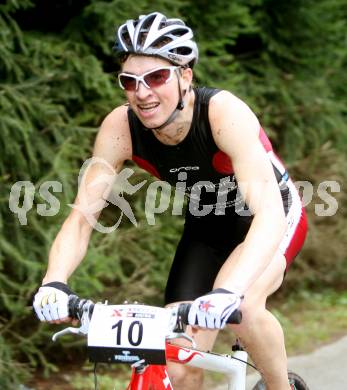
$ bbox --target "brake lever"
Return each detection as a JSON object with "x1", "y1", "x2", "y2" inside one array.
[
  {"x1": 166, "y1": 332, "x2": 197, "y2": 349},
  {"x1": 52, "y1": 326, "x2": 84, "y2": 341},
  {"x1": 52, "y1": 310, "x2": 90, "y2": 342},
  {"x1": 166, "y1": 306, "x2": 197, "y2": 348}
]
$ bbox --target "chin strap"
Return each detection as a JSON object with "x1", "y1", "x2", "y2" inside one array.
[{"x1": 149, "y1": 68, "x2": 186, "y2": 132}]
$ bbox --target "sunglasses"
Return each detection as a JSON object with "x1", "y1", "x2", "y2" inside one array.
[{"x1": 118, "y1": 66, "x2": 180, "y2": 91}]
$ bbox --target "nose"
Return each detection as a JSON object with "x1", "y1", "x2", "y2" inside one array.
[{"x1": 136, "y1": 80, "x2": 151, "y2": 99}]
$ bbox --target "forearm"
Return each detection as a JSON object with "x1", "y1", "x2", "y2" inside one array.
[
  {"x1": 219, "y1": 207, "x2": 287, "y2": 295},
  {"x1": 42, "y1": 213, "x2": 93, "y2": 284}
]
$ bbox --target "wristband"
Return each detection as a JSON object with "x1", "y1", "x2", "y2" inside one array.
[
  {"x1": 208, "y1": 288, "x2": 244, "y2": 299},
  {"x1": 42, "y1": 281, "x2": 74, "y2": 296}
]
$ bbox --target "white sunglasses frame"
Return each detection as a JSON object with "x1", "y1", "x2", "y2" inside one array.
[{"x1": 118, "y1": 66, "x2": 180, "y2": 91}]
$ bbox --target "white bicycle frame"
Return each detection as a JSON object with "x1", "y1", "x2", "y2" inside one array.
[{"x1": 167, "y1": 343, "x2": 249, "y2": 390}]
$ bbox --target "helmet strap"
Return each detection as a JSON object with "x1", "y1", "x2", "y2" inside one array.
[{"x1": 149, "y1": 69, "x2": 185, "y2": 132}]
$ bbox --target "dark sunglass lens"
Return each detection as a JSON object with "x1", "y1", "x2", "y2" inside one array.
[
  {"x1": 119, "y1": 75, "x2": 137, "y2": 91},
  {"x1": 145, "y1": 69, "x2": 171, "y2": 88}
]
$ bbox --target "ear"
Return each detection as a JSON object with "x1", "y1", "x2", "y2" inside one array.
[{"x1": 181, "y1": 67, "x2": 193, "y2": 91}]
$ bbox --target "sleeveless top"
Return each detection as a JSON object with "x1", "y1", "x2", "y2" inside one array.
[{"x1": 127, "y1": 87, "x2": 291, "y2": 215}]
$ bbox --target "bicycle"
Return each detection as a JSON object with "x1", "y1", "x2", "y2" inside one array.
[{"x1": 52, "y1": 295, "x2": 309, "y2": 390}]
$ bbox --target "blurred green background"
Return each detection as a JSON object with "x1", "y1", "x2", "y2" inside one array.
[{"x1": 0, "y1": 0, "x2": 346, "y2": 388}]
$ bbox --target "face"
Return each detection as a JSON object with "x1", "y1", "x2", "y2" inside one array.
[{"x1": 120, "y1": 55, "x2": 192, "y2": 129}]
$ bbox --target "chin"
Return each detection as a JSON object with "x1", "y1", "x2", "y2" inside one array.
[
  {"x1": 137, "y1": 115, "x2": 164, "y2": 130},
  {"x1": 142, "y1": 120, "x2": 161, "y2": 129}
]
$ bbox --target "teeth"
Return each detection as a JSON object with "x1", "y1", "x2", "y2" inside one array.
[{"x1": 139, "y1": 103, "x2": 159, "y2": 110}]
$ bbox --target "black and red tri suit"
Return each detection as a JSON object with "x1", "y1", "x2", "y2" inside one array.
[{"x1": 127, "y1": 87, "x2": 307, "y2": 304}]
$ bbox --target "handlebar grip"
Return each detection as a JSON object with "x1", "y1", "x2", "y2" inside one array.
[
  {"x1": 68, "y1": 295, "x2": 94, "y2": 320},
  {"x1": 226, "y1": 309, "x2": 242, "y2": 324},
  {"x1": 178, "y1": 303, "x2": 242, "y2": 325},
  {"x1": 68, "y1": 295, "x2": 81, "y2": 319}
]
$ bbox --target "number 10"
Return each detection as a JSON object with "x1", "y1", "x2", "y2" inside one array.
[{"x1": 112, "y1": 320, "x2": 144, "y2": 346}]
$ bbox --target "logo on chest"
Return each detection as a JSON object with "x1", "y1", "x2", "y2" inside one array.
[{"x1": 169, "y1": 166, "x2": 200, "y2": 173}]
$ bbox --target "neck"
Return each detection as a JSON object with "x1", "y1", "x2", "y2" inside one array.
[{"x1": 151, "y1": 89, "x2": 195, "y2": 145}]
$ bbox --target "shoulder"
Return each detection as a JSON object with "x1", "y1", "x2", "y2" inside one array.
[
  {"x1": 99, "y1": 104, "x2": 130, "y2": 136},
  {"x1": 94, "y1": 104, "x2": 132, "y2": 163},
  {"x1": 209, "y1": 90, "x2": 259, "y2": 128},
  {"x1": 208, "y1": 90, "x2": 260, "y2": 153}
]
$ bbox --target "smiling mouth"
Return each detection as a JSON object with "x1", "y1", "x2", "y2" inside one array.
[{"x1": 138, "y1": 103, "x2": 160, "y2": 112}]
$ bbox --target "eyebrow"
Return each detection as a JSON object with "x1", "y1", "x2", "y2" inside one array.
[
  {"x1": 120, "y1": 70, "x2": 137, "y2": 75},
  {"x1": 120, "y1": 66, "x2": 166, "y2": 76}
]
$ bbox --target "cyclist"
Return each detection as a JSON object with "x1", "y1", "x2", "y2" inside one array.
[{"x1": 33, "y1": 12, "x2": 307, "y2": 390}]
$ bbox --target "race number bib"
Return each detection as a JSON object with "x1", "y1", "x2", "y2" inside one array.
[{"x1": 87, "y1": 304, "x2": 171, "y2": 365}]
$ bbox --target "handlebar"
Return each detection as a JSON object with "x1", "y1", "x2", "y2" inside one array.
[
  {"x1": 68, "y1": 295, "x2": 95, "y2": 320},
  {"x1": 52, "y1": 295, "x2": 242, "y2": 343},
  {"x1": 51, "y1": 295, "x2": 243, "y2": 366},
  {"x1": 176, "y1": 302, "x2": 242, "y2": 325},
  {"x1": 67, "y1": 295, "x2": 242, "y2": 325}
]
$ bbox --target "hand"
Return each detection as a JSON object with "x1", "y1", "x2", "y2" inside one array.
[
  {"x1": 188, "y1": 288, "x2": 242, "y2": 329},
  {"x1": 33, "y1": 282, "x2": 73, "y2": 323}
]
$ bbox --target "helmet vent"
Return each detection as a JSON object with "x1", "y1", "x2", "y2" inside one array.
[{"x1": 114, "y1": 12, "x2": 199, "y2": 67}]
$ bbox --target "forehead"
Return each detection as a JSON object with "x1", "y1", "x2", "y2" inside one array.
[{"x1": 121, "y1": 55, "x2": 172, "y2": 74}]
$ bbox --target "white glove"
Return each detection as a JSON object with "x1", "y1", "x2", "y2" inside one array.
[
  {"x1": 188, "y1": 289, "x2": 242, "y2": 329},
  {"x1": 33, "y1": 282, "x2": 72, "y2": 322}
]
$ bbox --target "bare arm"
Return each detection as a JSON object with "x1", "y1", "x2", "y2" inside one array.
[
  {"x1": 209, "y1": 91, "x2": 287, "y2": 294},
  {"x1": 42, "y1": 105, "x2": 132, "y2": 284}
]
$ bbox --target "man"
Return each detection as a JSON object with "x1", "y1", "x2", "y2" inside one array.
[{"x1": 34, "y1": 12, "x2": 307, "y2": 390}]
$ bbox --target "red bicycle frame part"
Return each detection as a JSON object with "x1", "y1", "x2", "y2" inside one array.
[
  {"x1": 127, "y1": 342, "x2": 204, "y2": 389},
  {"x1": 166, "y1": 342, "x2": 203, "y2": 364},
  {"x1": 127, "y1": 364, "x2": 172, "y2": 390}
]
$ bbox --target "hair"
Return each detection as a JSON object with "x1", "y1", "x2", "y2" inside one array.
[{"x1": 119, "y1": 35, "x2": 173, "y2": 65}]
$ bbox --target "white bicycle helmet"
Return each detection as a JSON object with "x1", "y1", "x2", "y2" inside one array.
[{"x1": 114, "y1": 12, "x2": 198, "y2": 68}]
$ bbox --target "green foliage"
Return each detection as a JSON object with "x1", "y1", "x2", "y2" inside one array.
[
  {"x1": 271, "y1": 289, "x2": 347, "y2": 354},
  {"x1": 0, "y1": 0, "x2": 346, "y2": 388},
  {"x1": 70, "y1": 369, "x2": 129, "y2": 390},
  {"x1": 0, "y1": 2, "x2": 183, "y2": 386},
  {"x1": 286, "y1": 144, "x2": 347, "y2": 290},
  {"x1": 184, "y1": 0, "x2": 347, "y2": 161}
]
